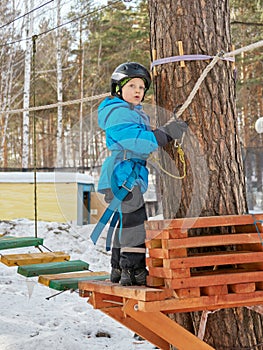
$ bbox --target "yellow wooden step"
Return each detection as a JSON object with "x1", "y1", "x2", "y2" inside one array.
[
  {"x1": 0, "y1": 251, "x2": 70, "y2": 267},
  {"x1": 39, "y1": 271, "x2": 109, "y2": 287}
]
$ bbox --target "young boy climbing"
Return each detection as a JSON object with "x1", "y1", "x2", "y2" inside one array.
[{"x1": 96, "y1": 62, "x2": 187, "y2": 286}]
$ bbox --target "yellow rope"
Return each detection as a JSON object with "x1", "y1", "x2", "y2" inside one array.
[{"x1": 149, "y1": 143, "x2": 186, "y2": 180}]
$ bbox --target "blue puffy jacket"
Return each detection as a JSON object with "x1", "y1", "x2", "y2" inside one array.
[{"x1": 98, "y1": 97, "x2": 159, "y2": 194}]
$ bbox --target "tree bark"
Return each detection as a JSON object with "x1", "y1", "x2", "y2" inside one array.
[
  {"x1": 22, "y1": 0, "x2": 34, "y2": 169},
  {"x1": 148, "y1": 0, "x2": 263, "y2": 349}
]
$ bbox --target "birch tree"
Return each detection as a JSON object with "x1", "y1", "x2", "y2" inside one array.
[
  {"x1": 56, "y1": 0, "x2": 63, "y2": 168},
  {"x1": 22, "y1": 0, "x2": 34, "y2": 169},
  {"x1": 0, "y1": 0, "x2": 18, "y2": 167}
]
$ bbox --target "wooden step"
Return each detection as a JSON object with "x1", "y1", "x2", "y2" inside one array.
[
  {"x1": 0, "y1": 251, "x2": 70, "y2": 267},
  {"x1": 0, "y1": 236, "x2": 44, "y2": 250},
  {"x1": 17, "y1": 260, "x2": 89, "y2": 277},
  {"x1": 50, "y1": 273, "x2": 110, "y2": 291},
  {"x1": 39, "y1": 270, "x2": 108, "y2": 286}
]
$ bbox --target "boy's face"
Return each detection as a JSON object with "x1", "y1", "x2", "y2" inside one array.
[{"x1": 121, "y1": 78, "x2": 145, "y2": 105}]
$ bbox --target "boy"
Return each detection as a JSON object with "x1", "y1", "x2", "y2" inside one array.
[{"x1": 97, "y1": 62, "x2": 187, "y2": 286}]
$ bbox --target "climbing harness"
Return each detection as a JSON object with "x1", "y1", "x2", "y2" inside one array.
[{"x1": 90, "y1": 159, "x2": 143, "y2": 251}]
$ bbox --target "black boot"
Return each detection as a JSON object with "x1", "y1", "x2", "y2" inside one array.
[
  {"x1": 110, "y1": 247, "x2": 121, "y2": 283},
  {"x1": 120, "y1": 268, "x2": 148, "y2": 286},
  {"x1": 110, "y1": 268, "x2": 122, "y2": 283}
]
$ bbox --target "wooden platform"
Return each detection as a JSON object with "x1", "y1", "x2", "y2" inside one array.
[
  {"x1": 79, "y1": 280, "x2": 214, "y2": 350},
  {"x1": 79, "y1": 214, "x2": 263, "y2": 350}
]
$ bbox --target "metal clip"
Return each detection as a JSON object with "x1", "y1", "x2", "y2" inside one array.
[{"x1": 121, "y1": 180, "x2": 133, "y2": 192}]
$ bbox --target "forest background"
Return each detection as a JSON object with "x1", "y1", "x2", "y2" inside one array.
[{"x1": 0, "y1": 0, "x2": 262, "y2": 211}]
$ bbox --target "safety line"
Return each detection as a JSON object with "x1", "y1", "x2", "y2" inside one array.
[
  {"x1": 159, "y1": 39, "x2": 263, "y2": 122},
  {"x1": 0, "y1": 92, "x2": 110, "y2": 115}
]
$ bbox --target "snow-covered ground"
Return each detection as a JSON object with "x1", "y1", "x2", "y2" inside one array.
[{"x1": 0, "y1": 219, "x2": 156, "y2": 350}]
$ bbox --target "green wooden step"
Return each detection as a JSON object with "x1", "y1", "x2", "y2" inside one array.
[
  {"x1": 49, "y1": 274, "x2": 110, "y2": 291},
  {"x1": 0, "y1": 237, "x2": 44, "y2": 250},
  {"x1": 17, "y1": 260, "x2": 90, "y2": 277}
]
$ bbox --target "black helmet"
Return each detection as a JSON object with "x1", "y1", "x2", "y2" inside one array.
[{"x1": 111, "y1": 62, "x2": 151, "y2": 99}]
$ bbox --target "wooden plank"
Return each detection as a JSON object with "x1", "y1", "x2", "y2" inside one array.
[
  {"x1": 145, "y1": 229, "x2": 163, "y2": 240},
  {"x1": 165, "y1": 269, "x2": 263, "y2": 289},
  {"x1": 49, "y1": 273, "x2": 110, "y2": 291},
  {"x1": 201, "y1": 285, "x2": 228, "y2": 296},
  {"x1": 146, "y1": 229, "x2": 187, "y2": 240},
  {"x1": 0, "y1": 251, "x2": 70, "y2": 266},
  {"x1": 145, "y1": 215, "x2": 246, "y2": 230},
  {"x1": 149, "y1": 267, "x2": 190, "y2": 279},
  {"x1": 0, "y1": 237, "x2": 44, "y2": 250},
  {"x1": 145, "y1": 239, "x2": 162, "y2": 249},
  {"x1": 162, "y1": 233, "x2": 263, "y2": 249},
  {"x1": 146, "y1": 257, "x2": 163, "y2": 267},
  {"x1": 89, "y1": 292, "x2": 123, "y2": 308},
  {"x1": 174, "y1": 287, "x2": 201, "y2": 298},
  {"x1": 163, "y1": 251, "x2": 263, "y2": 269},
  {"x1": 124, "y1": 299, "x2": 215, "y2": 350},
  {"x1": 39, "y1": 271, "x2": 109, "y2": 287},
  {"x1": 145, "y1": 214, "x2": 263, "y2": 231},
  {"x1": 228, "y1": 283, "x2": 255, "y2": 294},
  {"x1": 149, "y1": 248, "x2": 187, "y2": 259},
  {"x1": 78, "y1": 280, "x2": 172, "y2": 301},
  {"x1": 90, "y1": 299, "x2": 170, "y2": 350},
  {"x1": 146, "y1": 275, "x2": 164, "y2": 287},
  {"x1": 18, "y1": 260, "x2": 90, "y2": 277},
  {"x1": 139, "y1": 290, "x2": 263, "y2": 313}
]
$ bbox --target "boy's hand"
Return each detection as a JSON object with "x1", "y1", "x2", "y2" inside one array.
[
  {"x1": 162, "y1": 119, "x2": 188, "y2": 142},
  {"x1": 153, "y1": 119, "x2": 188, "y2": 146}
]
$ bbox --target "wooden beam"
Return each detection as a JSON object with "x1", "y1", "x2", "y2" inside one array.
[
  {"x1": 124, "y1": 299, "x2": 215, "y2": 350},
  {"x1": 145, "y1": 214, "x2": 263, "y2": 232},
  {"x1": 162, "y1": 233, "x2": 263, "y2": 249},
  {"x1": 97, "y1": 302, "x2": 170, "y2": 350},
  {"x1": 162, "y1": 251, "x2": 263, "y2": 269},
  {"x1": 166, "y1": 269, "x2": 263, "y2": 289},
  {"x1": 138, "y1": 290, "x2": 263, "y2": 313}
]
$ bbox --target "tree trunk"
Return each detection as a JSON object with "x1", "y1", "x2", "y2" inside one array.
[
  {"x1": 22, "y1": 0, "x2": 34, "y2": 169},
  {"x1": 148, "y1": 0, "x2": 263, "y2": 349}
]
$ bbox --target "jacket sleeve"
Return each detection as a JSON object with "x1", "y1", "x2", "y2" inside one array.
[{"x1": 105, "y1": 107, "x2": 159, "y2": 157}]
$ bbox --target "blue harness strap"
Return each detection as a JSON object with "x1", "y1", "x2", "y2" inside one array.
[
  {"x1": 106, "y1": 211, "x2": 119, "y2": 251},
  {"x1": 90, "y1": 161, "x2": 142, "y2": 250}
]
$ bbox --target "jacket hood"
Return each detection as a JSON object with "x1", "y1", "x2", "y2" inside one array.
[{"x1": 98, "y1": 97, "x2": 142, "y2": 130}]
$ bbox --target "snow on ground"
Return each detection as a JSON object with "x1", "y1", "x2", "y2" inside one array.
[{"x1": 0, "y1": 219, "x2": 156, "y2": 350}]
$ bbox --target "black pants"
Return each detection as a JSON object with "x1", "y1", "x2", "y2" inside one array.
[{"x1": 110, "y1": 187, "x2": 147, "y2": 270}]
